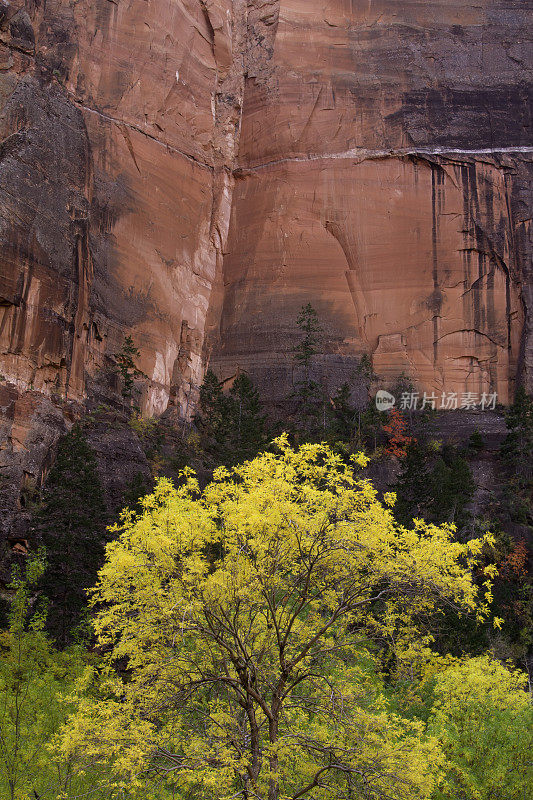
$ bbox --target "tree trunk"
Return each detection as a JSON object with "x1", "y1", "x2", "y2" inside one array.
[
  {"x1": 268, "y1": 718, "x2": 279, "y2": 800},
  {"x1": 268, "y1": 700, "x2": 281, "y2": 800}
]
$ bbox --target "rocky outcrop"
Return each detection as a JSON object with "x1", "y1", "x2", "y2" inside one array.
[
  {"x1": 0, "y1": 384, "x2": 71, "y2": 547},
  {"x1": 0, "y1": 1, "x2": 531, "y2": 539}
]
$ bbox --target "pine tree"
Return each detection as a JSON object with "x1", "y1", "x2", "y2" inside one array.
[
  {"x1": 196, "y1": 370, "x2": 268, "y2": 466},
  {"x1": 293, "y1": 303, "x2": 323, "y2": 382},
  {"x1": 358, "y1": 402, "x2": 385, "y2": 451},
  {"x1": 228, "y1": 373, "x2": 267, "y2": 463},
  {"x1": 122, "y1": 471, "x2": 151, "y2": 517},
  {"x1": 34, "y1": 425, "x2": 108, "y2": 646},
  {"x1": 500, "y1": 386, "x2": 533, "y2": 526},
  {"x1": 195, "y1": 369, "x2": 232, "y2": 462},
  {"x1": 395, "y1": 443, "x2": 474, "y2": 528},
  {"x1": 468, "y1": 429, "x2": 485, "y2": 452},
  {"x1": 442, "y1": 449, "x2": 476, "y2": 526},
  {"x1": 429, "y1": 457, "x2": 458, "y2": 523},
  {"x1": 501, "y1": 386, "x2": 533, "y2": 486},
  {"x1": 328, "y1": 382, "x2": 357, "y2": 442},
  {"x1": 357, "y1": 353, "x2": 375, "y2": 384},
  {"x1": 291, "y1": 303, "x2": 325, "y2": 438},
  {"x1": 395, "y1": 442, "x2": 432, "y2": 525},
  {"x1": 115, "y1": 335, "x2": 142, "y2": 409}
]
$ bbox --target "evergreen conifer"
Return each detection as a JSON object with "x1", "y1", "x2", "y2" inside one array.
[
  {"x1": 501, "y1": 386, "x2": 533, "y2": 486},
  {"x1": 35, "y1": 425, "x2": 108, "y2": 646},
  {"x1": 291, "y1": 303, "x2": 325, "y2": 437},
  {"x1": 115, "y1": 335, "x2": 142, "y2": 410},
  {"x1": 228, "y1": 373, "x2": 267, "y2": 463}
]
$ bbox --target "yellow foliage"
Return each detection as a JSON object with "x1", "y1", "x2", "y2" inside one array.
[{"x1": 58, "y1": 437, "x2": 494, "y2": 799}]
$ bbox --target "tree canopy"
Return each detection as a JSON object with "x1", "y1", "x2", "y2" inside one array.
[
  {"x1": 58, "y1": 437, "x2": 497, "y2": 800},
  {"x1": 195, "y1": 369, "x2": 267, "y2": 466},
  {"x1": 0, "y1": 553, "x2": 88, "y2": 800},
  {"x1": 429, "y1": 656, "x2": 533, "y2": 799}
]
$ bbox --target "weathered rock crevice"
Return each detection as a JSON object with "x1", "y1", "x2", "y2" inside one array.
[
  {"x1": 234, "y1": 146, "x2": 533, "y2": 173},
  {"x1": 70, "y1": 99, "x2": 216, "y2": 171}
]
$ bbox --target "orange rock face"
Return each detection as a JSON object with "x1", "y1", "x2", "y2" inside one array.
[
  {"x1": 211, "y1": 0, "x2": 532, "y2": 405},
  {"x1": 0, "y1": 0, "x2": 244, "y2": 417},
  {"x1": 0, "y1": 0, "x2": 532, "y2": 534},
  {"x1": 0, "y1": 0, "x2": 247, "y2": 536},
  {"x1": 215, "y1": 154, "x2": 525, "y2": 405}
]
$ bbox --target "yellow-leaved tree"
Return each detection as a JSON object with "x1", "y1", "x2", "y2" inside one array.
[{"x1": 57, "y1": 437, "x2": 494, "y2": 800}]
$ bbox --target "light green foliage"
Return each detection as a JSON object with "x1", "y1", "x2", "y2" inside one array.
[
  {"x1": 0, "y1": 553, "x2": 83, "y2": 800},
  {"x1": 57, "y1": 437, "x2": 495, "y2": 799},
  {"x1": 129, "y1": 412, "x2": 159, "y2": 439},
  {"x1": 428, "y1": 656, "x2": 533, "y2": 800}
]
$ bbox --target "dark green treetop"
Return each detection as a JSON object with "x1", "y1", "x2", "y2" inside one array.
[{"x1": 115, "y1": 335, "x2": 142, "y2": 404}]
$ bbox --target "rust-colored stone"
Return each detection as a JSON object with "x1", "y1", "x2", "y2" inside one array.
[{"x1": 0, "y1": 0, "x2": 531, "y2": 538}]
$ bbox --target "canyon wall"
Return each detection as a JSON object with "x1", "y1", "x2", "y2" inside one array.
[
  {"x1": 210, "y1": 0, "x2": 532, "y2": 406},
  {"x1": 0, "y1": 0, "x2": 531, "y2": 538},
  {"x1": 0, "y1": 0, "x2": 247, "y2": 539},
  {"x1": 0, "y1": 0, "x2": 245, "y2": 414}
]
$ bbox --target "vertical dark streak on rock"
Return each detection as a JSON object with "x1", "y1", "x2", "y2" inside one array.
[
  {"x1": 66, "y1": 108, "x2": 95, "y2": 399},
  {"x1": 431, "y1": 166, "x2": 439, "y2": 366},
  {"x1": 460, "y1": 164, "x2": 471, "y2": 331},
  {"x1": 483, "y1": 174, "x2": 497, "y2": 393},
  {"x1": 65, "y1": 223, "x2": 81, "y2": 398},
  {"x1": 504, "y1": 169, "x2": 525, "y2": 394},
  {"x1": 14, "y1": 260, "x2": 34, "y2": 357},
  {"x1": 467, "y1": 164, "x2": 482, "y2": 334}
]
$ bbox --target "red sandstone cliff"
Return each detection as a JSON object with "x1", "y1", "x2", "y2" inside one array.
[
  {"x1": 211, "y1": 1, "x2": 531, "y2": 406},
  {"x1": 0, "y1": 1, "x2": 531, "y2": 536}
]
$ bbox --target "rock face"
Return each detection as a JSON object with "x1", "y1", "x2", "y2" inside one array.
[
  {"x1": 0, "y1": 0, "x2": 246, "y2": 539},
  {"x1": 211, "y1": 0, "x2": 532, "y2": 406},
  {"x1": 0, "y1": 1, "x2": 531, "y2": 536},
  {"x1": 0, "y1": 0, "x2": 244, "y2": 415}
]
